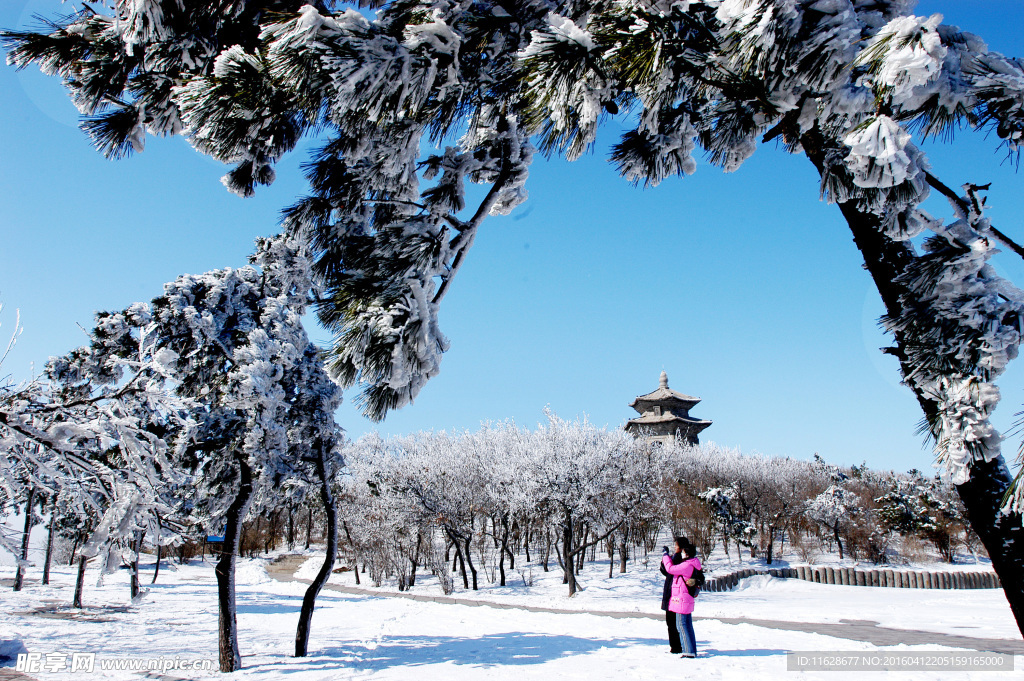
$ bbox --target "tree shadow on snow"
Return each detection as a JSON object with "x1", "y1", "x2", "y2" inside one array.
[
  {"x1": 235, "y1": 591, "x2": 304, "y2": 615},
  {"x1": 296, "y1": 632, "x2": 665, "y2": 670}
]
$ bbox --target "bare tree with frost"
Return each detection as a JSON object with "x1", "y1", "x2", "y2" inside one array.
[
  {"x1": 7, "y1": 0, "x2": 1024, "y2": 631},
  {"x1": 529, "y1": 412, "x2": 656, "y2": 596}
]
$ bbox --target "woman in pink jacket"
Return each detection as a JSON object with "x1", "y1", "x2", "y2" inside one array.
[{"x1": 661, "y1": 538, "x2": 701, "y2": 658}]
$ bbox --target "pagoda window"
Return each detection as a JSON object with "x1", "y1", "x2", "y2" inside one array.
[{"x1": 653, "y1": 406, "x2": 662, "y2": 416}]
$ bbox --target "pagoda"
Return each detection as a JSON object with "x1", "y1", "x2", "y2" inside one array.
[{"x1": 625, "y1": 371, "x2": 711, "y2": 445}]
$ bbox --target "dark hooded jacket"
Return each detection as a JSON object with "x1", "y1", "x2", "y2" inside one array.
[{"x1": 660, "y1": 551, "x2": 683, "y2": 610}]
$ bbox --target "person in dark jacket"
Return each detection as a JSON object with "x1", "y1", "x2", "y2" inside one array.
[{"x1": 659, "y1": 537, "x2": 687, "y2": 653}]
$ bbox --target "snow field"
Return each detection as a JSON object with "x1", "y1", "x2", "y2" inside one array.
[
  {"x1": 3, "y1": 551, "x2": 1019, "y2": 681},
  {"x1": 304, "y1": 549, "x2": 1019, "y2": 641}
]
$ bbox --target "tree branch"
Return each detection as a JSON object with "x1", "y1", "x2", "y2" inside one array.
[
  {"x1": 432, "y1": 148, "x2": 513, "y2": 305},
  {"x1": 924, "y1": 170, "x2": 1024, "y2": 260}
]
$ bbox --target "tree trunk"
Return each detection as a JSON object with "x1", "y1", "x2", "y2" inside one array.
[
  {"x1": 216, "y1": 456, "x2": 254, "y2": 672},
  {"x1": 503, "y1": 518, "x2": 515, "y2": 571},
  {"x1": 68, "y1": 536, "x2": 80, "y2": 567},
  {"x1": 563, "y1": 515, "x2": 577, "y2": 597},
  {"x1": 833, "y1": 523, "x2": 844, "y2": 560},
  {"x1": 618, "y1": 536, "x2": 628, "y2": 574},
  {"x1": 409, "y1": 533, "x2": 421, "y2": 588},
  {"x1": 802, "y1": 138, "x2": 1024, "y2": 636},
  {"x1": 296, "y1": 440, "x2": 338, "y2": 657},
  {"x1": 342, "y1": 521, "x2": 360, "y2": 586},
  {"x1": 13, "y1": 488, "x2": 35, "y2": 591},
  {"x1": 576, "y1": 525, "x2": 587, "y2": 573},
  {"x1": 956, "y1": 458, "x2": 1024, "y2": 635},
  {"x1": 153, "y1": 540, "x2": 162, "y2": 584},
  {"x1": 42, "y1": 512, "x2": 55, "y2": 586},
  {"x1": 450, "y1": 531, "x2": 469, "y2": 589},
  {"x1": 130, "y1": 529, "x2": 145, "y2": 600},
  {"x1": 288, "y1": 508, "x2": 295, "y2": 551},
  {"x1": 497, "y1": 516, "x2": 510, "y2": 587},
  {"x1": 304, "y1": 505, "x2": 313, "y2": 550},
  {"x1": 73, "y1": 555, "x2": 87, "y2": 608},
  {"x1": 463, "y1": 536, "x2": 478, "y2": 590}
]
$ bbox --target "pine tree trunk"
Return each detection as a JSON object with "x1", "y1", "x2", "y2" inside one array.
[
  {"x1": 130, "y1": 528, "x2": 146, "y2": 598},
  {"x1": 153, "y1": 540, "x2": 162, "y2": 584},
  {"x1": 73, "y1": 555, "x2": 87, "y2": 608},
  {"x1": 152, "y1": 515, "x2": 162, "y2": 585},
  {"x1": 296, "y1": 440, "x2": 338, "y2": 657},
  {"x1": 13, "y1": 488, "x2": 35, "y2": 591},
  {"x1": 68, "y1": 537, "x2": 80, "y2": 567},
  {"x1": 42, "y1": 512, "x2": 55, "y2": 586},
  {"x1": 802, "y1": 138, "x2": 1024, "y2": 637},
  {"x1": 216, "y1": 456, "x2": 254, "y2": 672},
  {"x1": 130, "y1": 529, "x2": 144, "y2": 600},
  {"x1": 955, "y1": 458, "x2": 1024, "y2": 635}
]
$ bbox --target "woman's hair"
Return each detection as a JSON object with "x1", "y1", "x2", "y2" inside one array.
[{"x1": 675, "y1": 537, "x2": 697, "y2": 558}]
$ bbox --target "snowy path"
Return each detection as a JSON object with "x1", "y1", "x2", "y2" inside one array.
[{"x1": 268, "y1": 555, "x2": 1024, "y2": 655}]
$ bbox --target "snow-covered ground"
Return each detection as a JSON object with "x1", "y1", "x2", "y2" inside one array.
[
  {"x1": 295, "y1": 548, "x2": 1016, "y2": 640},
  {"x1": 1, "y1": 548, "x2": 1019, "y2": 680}
]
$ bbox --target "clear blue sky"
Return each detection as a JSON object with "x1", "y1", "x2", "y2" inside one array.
[{"x1": 3, "y1": 1, "x2": 1024, "y2": 474}]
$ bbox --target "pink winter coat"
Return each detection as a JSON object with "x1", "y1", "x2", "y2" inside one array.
[{"x1": 661, "y1": 554, "x2": 702, "y2": 614}]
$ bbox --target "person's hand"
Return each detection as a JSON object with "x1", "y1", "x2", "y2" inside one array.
[
  {"x1": 685, "y1": 578, "x2": 696, "y2": 586},
  {"x1": 662, "y1": 546, "x2": 669, "y2": 555}
]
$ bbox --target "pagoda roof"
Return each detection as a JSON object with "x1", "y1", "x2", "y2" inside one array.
[
  {"x1": 626, "y1": 413, "x2": 712, "y2": 428},
  {"x1": 628, "y1": 371, "x2": 701, "y2": 413}
]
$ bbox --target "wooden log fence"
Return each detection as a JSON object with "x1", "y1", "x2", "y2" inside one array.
[{"x1": 702, "y1": 566, "x2": 1001, "y2": 593}]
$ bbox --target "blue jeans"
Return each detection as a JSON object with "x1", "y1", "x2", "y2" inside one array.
[{"x1": 675, "y1": 613, "x2": 696, "y2": 656}]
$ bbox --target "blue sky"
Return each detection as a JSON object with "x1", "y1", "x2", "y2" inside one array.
[{"x1": 3, "y1": 1, "x2": 1024, "y2": 474}]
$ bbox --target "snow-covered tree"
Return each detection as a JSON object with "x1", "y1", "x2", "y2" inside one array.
[
  {"x1": 39, "y1": 235, "x2": 344, "y2": 670},
  {"x1": 876, "y1": 471, "x2": 966, "y2": 563},
  {"x1": 7, "y1": 0, "x2": 1024, "y2": 631},
  {"x1": 806, "y1": 484, "x2": 856, "y2": 560},
  {"x1": 0, "y1": 298, "x2": 193, "y2": 603},
  {"x1": 341, "y1": 433, "x2": 453, "y2": 591},
  {"x1": 529, "y1": 412, "x2": 657, "y2": 596}
]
